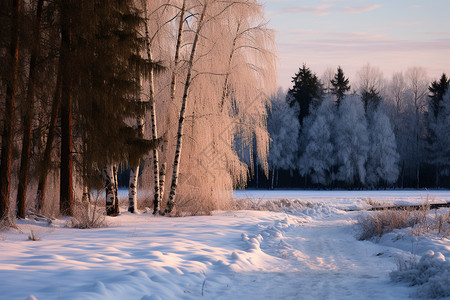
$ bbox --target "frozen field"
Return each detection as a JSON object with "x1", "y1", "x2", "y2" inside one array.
[{"x1": 0, "y1": 190, "x2": 449, "y2": 299}]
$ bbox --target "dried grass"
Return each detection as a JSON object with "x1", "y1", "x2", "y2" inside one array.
[
  {"x1": 67, "y1": 194, "x2": 108, "y2": 229},
  {"x1": 357, "y1": 203, "x2": 450, "y2": 240}
]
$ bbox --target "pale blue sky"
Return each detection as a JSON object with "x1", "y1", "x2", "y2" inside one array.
[{"x1": 262, "y1": 0, "x2": 450, "y2": 89}]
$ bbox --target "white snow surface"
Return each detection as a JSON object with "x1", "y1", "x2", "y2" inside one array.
[{"x1": 1, "y1": 190, "x2": 449, "y2": 300}]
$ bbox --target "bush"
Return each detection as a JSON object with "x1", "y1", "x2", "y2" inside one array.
[
  {"x1": 356, "y1": 209, "x2": 416, "y2": 240},
  {"x1": 391, "y1": 250, "x2": 450, "y2": 299},
  {"x1": 356, "y1": 205, "x2": 450, "y2": 240},
  {"x1": 67, "y1": 196, "x2": 107, "y2": 229}
]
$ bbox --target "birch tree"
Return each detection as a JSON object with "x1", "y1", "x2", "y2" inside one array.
[
  {"x1": 155, "y1": 0, "x2": 276, "y2": 214},
  {"x1": 165, "y1": 1, "x2": 208, "y2": 214}
]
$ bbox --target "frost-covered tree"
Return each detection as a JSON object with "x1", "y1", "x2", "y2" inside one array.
[
  {"x1": 405, "y1": 67, "x2": 429, "y2": 187},
  {"x1": 334, "y1": 95, "x2": 369, "y2": 186},
  {"x1": 299, "y1": 97, "x2": 335, "y2": 185},
  {"x1": 267, "y1": 89, "x2": 299, "y2": 181},
  {"x1": 366, "y1": 109, "x2": 400, "y2": 187},
  {"x1": 144, "y1": 0, "x2": 276, "y2": 214}
]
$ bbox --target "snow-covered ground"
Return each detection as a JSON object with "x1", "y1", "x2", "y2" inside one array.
[{"x1": 1, "y1": 190, "x2": 449, "y2": 300}]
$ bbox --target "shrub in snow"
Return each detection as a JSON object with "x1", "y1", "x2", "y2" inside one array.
[
  {"x1": 391, "y1": 250, "x2": 450, "y2": 299},
  {"x1": 67, "y1": 200, "x2": 107, "y2": 229},
  {"x1": 356, "y1": 210, "x2": 414, "y2": 240}
]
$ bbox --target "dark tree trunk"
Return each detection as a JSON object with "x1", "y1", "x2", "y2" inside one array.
[
  {"x1": 0, "y1": 0, "x2": 21, "y2": 222},
  {"x1": 36, "y1": 65, "x2": 61, "y2": 212},
  {"x1": 59, "y1": 3, "x2": 73, "y2": 216},
  {"x1": 17, "y1": 0, "x2": 45, "y2": 218}
]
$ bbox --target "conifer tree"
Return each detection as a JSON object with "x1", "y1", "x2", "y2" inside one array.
[
  {"x1": 287, "y1": 64, "x2": 322, "y2": 126},
  {"x1": 426, "y1": 73, "x2": 449, "y2": 186},
  {"x1": 428, "y1": 73, "x2": 449, "y2": 118},
  {"x1": 330, "y1": 66, "x2": 350, "y2": 107},
  {"x1": 54, "y1": 0, "x2": 162, "y2": 216},
  {"x1": 361, "y1": 87, "x2": 382, "y2": 112}
]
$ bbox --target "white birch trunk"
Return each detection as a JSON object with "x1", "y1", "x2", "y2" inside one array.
[
  {"x1": 165, "y1": 3, "x2": 207, "y2": 214},
  {"x1": 143, "y1": 1, "x2": 163, "y2": 214},
  {"x1": 159, "y1": 162, "x2": 166, "y2": 204},
  {"x1": 170, "y1": 0, "x2": 186, "y2": 102},
  {"x1": 128, "y1": 164, "x2": 139, "y2": 213},
  {"x1": 102, "y1": 166, "x2": 116, "y2": 216}
]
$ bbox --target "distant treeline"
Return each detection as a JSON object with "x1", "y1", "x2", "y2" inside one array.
[{"x1": 245, "y1": 64, "x2": 450, "y2": 189}]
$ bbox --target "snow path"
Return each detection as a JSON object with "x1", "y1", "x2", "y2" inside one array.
[
  {"x1": 216, "y1": 211, "x2": 411, "y2": 300},
  {"x1": 2, "y1": 192, "x2": 448, "y2": 299}
]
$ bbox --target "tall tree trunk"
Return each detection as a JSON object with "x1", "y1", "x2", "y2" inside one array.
[
  {"x1": 159, "y1": 0, "x2": 186, "y2": 212},
  {"x1": 159, "y1": 162, "x2": 166, "y2": 205},
  {"x1": 146, "y1": 49, "x2": 160, "y2": 214},
  {"x1": 59, "y1": 2, "x2": 73, "y2": 216},
  {"x1": 0, "y1": 0, "x2": 21, "y2": 223},
  {"x1": 102, "y1": 166, "x2": 116, "y2": 216},
  {"x1": 16, "y1": 0, "x2": 45, "y2": 218},
  {"x1": 113, "y1": 165, "x2": 119, "y2": 215},
  {"x1": 35, "y1": 64, "x2": 61, "y2": 212},
  {"x1": 170, "y1": 0, "x2": 186, "y2": 103},
  {"x1": 128, "y1": 112, "x2": 144, "y2": 213},
  {"x1": 165, "y1": 3, "x2": 207, "y2": 214},
  {"x1": 271, "y1": 167, "x2": 275, "y2": 190},
  {"x1": 128, "y1": 164, "x2": 139, "y2": 213}
]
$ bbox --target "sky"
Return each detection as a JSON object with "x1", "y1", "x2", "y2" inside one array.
[{"x1": 262, "y1": 0, "x2": 450, "y2": 89}]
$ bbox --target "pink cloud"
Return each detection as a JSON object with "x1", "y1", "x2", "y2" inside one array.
[{"x1": 343, "y1": 5, "x2": 382, "y2": 14}]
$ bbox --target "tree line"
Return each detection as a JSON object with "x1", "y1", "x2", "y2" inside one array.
[
  {"x1": 0, "y1": 0, "x2": 276, "y2": 223},
  {"x1": 259, "y1": 64, "x2": 450, "y2": 190}
]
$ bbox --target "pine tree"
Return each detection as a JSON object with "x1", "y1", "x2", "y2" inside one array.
[
  {"x1": 428, "y1": 73, "x2": 449, "y2": 118},
  {"x1": 287, "y1": 64, "x2": 322, "y2": 126},
  {"x1": 56, "y1": 0, "x2": 162, "y2": 216},
  {"x1": 426, "y1": 75, "x2": 449, "y2": 186},
  {"x1": 361, "y1": 87, "x2": 382, "y2": 112},
  {"x1": 330, "y1": 66, "x2": 350, "y2": 107}
]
